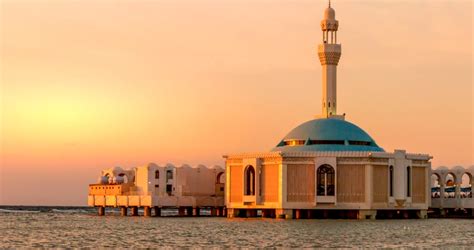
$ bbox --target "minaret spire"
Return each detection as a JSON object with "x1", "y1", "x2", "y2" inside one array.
[{"x1": 318, "y1": 1, "x2": 341, "y2": 118}]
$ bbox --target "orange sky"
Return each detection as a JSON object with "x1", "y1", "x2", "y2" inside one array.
[{"x1": 1, "y1": 0, "x2": 472, "y2": 205}]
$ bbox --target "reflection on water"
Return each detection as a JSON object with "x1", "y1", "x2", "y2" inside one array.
[{"x1": 1, "y1": 209, "x2": 474, "y2": 248}]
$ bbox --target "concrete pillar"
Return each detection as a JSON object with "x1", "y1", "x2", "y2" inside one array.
[
  {"x1": 211, "y1": 208, "x2": 217, "y2": 216},
  {"x1": 153, "y1": 207, "x2": 161, "y2": 217},
  {"x1": 120, "y1": 207, "x2": 128, "y2": 216},
  {"x1": 178, "y1": 207, "x2": 186, "y2": 216},
  {"x1": 358, "y1": 210, "x2": 376, "y2": 220},
  {"x1": 98, "y1": 207, "x2": 105, "y2": 216},
  {"x1": 306, "y1": 210, "x2": 312, "y2": 219},
  {"x1": 193, "y1": 207, "x2": 200, "y2": 217},
  {"x1": 295, "y1": 209, "x2": 302, "y2": 219},
  {"x1": 144, "y1": 207, "x2": 151, "y2": 217},
  {"x1": 131, "y1": 207, "x2": 139, "y2": 216},
  {"x1": 222, "y1": 208, "x2": 227, "y2": 217},
  {"x1": 227, "y1": 208, "x2": 238, "y2": 218},
  {"x1": 276, "y1": 209, "x2": 292, "y2": 219},
  {"x1": 186, "y1": 207, "x2": 193, "y2": 217},
  {"x1": 416, "y1": 210, "x2": 428, "y2": 219}
]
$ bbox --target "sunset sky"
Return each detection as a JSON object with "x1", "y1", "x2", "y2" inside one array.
[{"x1": 1, "y1": 0, "x2": 472, "y2": 205}]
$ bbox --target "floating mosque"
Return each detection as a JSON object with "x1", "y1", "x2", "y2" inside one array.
[{"x1": 88, "y1": 2, "x2": 473, "y2": 219}]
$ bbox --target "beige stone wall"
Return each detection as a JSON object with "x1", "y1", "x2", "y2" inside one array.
[
  {"x1": 373, "y1": 165, "x2": 388, "y2": 203},
  {"x1": 412, "y1": 167, "x2": 426, "y2": 203},
  {"x1": 286, "y1": 164, "x2": 315, "y2": 202},
  {"x1": 262, "y1": 164, "x2": 279, "y2": 202},
  {"x1": 229, "y1": 165, "x2": 243, "y2": 202},
  {"x1": 337, "y1": 164, "x2": 365, "y2": 203}
]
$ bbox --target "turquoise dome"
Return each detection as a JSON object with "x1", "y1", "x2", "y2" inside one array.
[{"x1": 272, "y1": 118, "x2": 384, "y2": 152}]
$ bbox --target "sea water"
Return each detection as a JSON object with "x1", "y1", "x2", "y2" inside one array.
[{"x1": 1, "y1": 207, "x2": 473, "y2": 248}]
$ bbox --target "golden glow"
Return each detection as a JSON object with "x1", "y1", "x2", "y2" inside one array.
[{"x1": 1, "y1": 0, "x2": 472, "y2": 205}]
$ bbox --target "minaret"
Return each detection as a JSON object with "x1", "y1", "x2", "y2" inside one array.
[{"x1": 318, "y1": 0, "x2": 341, "y2": 118}]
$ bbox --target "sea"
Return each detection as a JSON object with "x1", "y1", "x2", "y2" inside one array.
[{"x1": 1, "y1": 206, "x2": 473, "y2": 248}]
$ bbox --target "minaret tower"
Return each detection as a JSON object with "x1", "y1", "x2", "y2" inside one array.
[{"x1": 318, "y1": 0, "x2": 342, "y2": 118}]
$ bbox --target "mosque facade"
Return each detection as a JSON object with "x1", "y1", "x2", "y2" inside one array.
[{"x1": 224, "y1": 3, "x2": 432, "y2": 219}]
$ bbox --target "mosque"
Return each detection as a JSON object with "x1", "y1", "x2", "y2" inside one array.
[
  {"x1": 88, "y1": 2, "x2": 474, "y2": 220},
  {"x1": 223, "y1": 2, "x2": 432, "y2": 219}
]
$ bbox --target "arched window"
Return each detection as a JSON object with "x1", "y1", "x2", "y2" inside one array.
[
  {"x1": 406, "y1": 166, "x2": 411, "y2": 197},
  {"x1": 244, "y1": 165, "x2": 256, "y2": 195},
  {"x1": 431, "y1": 173, "x2": 441, "y2": 198},
  {"x1": 155, "y1": 170, "x2": 160, "y2": 179},
  {"x1": 216, "y1": 172, "x2": 225, "y2": 184},
  {"x1": 445, "y1": 173, "x2": 456, "y2": 198},
  {"x1": 389, "y1": 166, "x2": 394, "y2": 197},
  {"x1": 317, "y1": 165, "x2": 335, "y2": 196},
  {"x1": 461, "y1": 173, "x2": 472, "y2": 198}
]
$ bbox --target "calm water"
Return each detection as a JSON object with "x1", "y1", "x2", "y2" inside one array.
[{"x1": 1, "y1": 208, "x2": 473, "y2": 248}]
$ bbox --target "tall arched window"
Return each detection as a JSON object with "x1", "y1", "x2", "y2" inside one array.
[
  {"x1": 244, "y1": 165, "x2": 256, "y2": 195},
  {"x1": 317, "y1": 165, "x2": 335, "y2": 196},
  {"x1": 155, "y1": 170, "x2": 160, "y2": 179},
  {"x1": 389, "y1": 166, "x2": 394, "y2": 197},
  {"x1": 406, "y1": 166, "x2": 411, "y2": 197}
]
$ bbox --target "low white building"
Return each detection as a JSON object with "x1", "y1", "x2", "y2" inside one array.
[{"x1": 88, "y1": 163, "x2": 225, "y2": 216}]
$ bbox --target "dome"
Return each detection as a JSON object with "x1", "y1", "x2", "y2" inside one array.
[
  {"x1": 272, "y1": 118, "x2": 384, "y2": 152},
  {"x1": 324, "y1": 7, "x2": 336, "y2": 20}
]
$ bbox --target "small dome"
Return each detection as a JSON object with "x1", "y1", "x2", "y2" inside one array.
[
  {"x1": 324, "y1": 7, "x2": 336, "y2": 20},
  {"x1": 272, "y1": 118, "x2": 384, "y2": 152}
]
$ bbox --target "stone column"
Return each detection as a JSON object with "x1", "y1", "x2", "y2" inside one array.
[
  {"x1": 178, "y1": 207, "x2": 186, "y2": 216},
  {"x1": 186, "y1": 207, "x2": 193, "y2": 217},
  {"x1": 144, "y1": 207, "x2": 151, "y2": 217},
  {"x1": 211, "y1": 208, "x2": 217, "y2": 216},
  {"x1": 276, "y1": 209, "x2": 293, "y2": 219},
  {"x1": 98, "y1": 207, "x2": 105, "y2": 216},
  {"x1": 193, "y1": 207, "x2": 200, "y2": 217},
  {"x1": 120, "y1": 207, "x2": 128, "y2": 216},
  {"x1": 153, "y1": 206, "x2": 161, "y2": 217},
  {"x1": 227, "y1": 208, "x2": 238, "y2": 218},
  {"x1": 131, "y1": 207, "x2": 139, "y2": 216},
  {"x1": 295, "y1": 209, "x2": 302, "y2": 219}
]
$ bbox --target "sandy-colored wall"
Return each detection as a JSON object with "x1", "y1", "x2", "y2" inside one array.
[
  {"x1": 230, "y1": 165, "x2": 243, "y2": 202},
  {"x1": 177, "y1": 166, "x2": 222, "y2": 196},
  {"x1": 412, "y1": 167, "x2": 426, "y2": 203},
  {"x1": 373, "y1": 165, "x2": 388, "y2": 203},
  {"x1": 337, "y1": 164, "x2": 365, "y2": 203},
  {"x1": 286, "y1": 164, "x2": 315, "y2": 202},
  {"x1": 262, "y1": 164, "x2": 279, "y2": 202}
]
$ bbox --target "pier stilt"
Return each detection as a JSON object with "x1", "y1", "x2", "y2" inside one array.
[
  {"x1": 144, "y1": 207, "x2": 151, "y2": 217},
  {"x1": 211, "y1": 208, "x2": 217, "y2": 216},
  {"x1": 153, "y1": 206, "x2": 161, "y2": 217},
  {"x1": 131, "y1": 206, "x2": 139, "y2": 216},
  {"x1": 120, "y1": 207, "x2": 128, "y2": 216},
  {"x1": 98, "y1": 206, "x2": 105, "y2": 216},
  {"x1": 276, "y1": 209, "x2": 292, "y2": 219},
  {"x1": 186, "y1": 207, "x2": 193, "y2": 217},
  {"x1": 178, "y1": 207, "x2": 186, "y2": 216}
]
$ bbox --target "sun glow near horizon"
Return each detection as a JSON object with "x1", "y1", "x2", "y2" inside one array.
[{"x1": 1, "y1": 0, "x2": 472, "y2": 205}]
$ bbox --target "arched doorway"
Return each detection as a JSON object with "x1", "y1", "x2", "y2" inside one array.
[
  {"x1": 461, "y1": 173, "x2": 472, "y2": 198},
  {"x1": 317, "y1": 165, "x2": 335, "y2": 196},
  {"x1": 445, "y1": 173, "x2": 456, "y2": 198},
  {"x1": 244, "y1": 166, "x2": 256, "y2": 195},
  {"x1": 431, "y1": 173, "x2": 441, "y2": 198}
]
